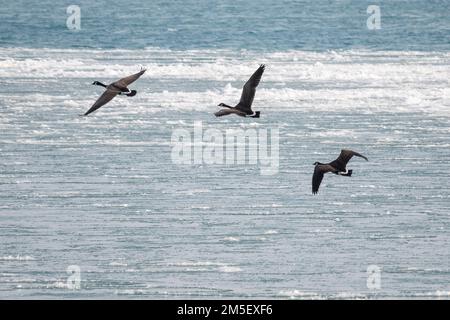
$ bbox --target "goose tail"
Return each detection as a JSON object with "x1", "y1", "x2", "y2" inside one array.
[{"x1": 250, "y1": 111, "x2": 260, "y2": 118}]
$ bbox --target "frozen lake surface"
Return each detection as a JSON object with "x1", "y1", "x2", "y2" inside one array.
[{"x1": 1, "y1": 48, "x2": 449, "y2": 299}]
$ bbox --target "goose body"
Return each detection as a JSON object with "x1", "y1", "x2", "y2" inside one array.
[
  {"x1": 312, "y1": 149, "x2": 368, "y2": 194},
  {"x1": 83, "y1": 68, "x2": 146, "y2": 116},
  {"x1": 215, "y1": 64, "x2": 265, "y2": 118}
]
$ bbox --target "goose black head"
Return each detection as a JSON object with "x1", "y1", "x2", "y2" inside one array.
[
  {"x1": 92, "y1": 81, "x2": 99, "y2": 85},
  {"x1": 126, "y1": 90, "x2": 137, "y2": 97},
  {"x1": 313, "y1": 162, "x2": 320, "y2": 166},
  {"x1": 218, "y1": 103, "x2": 225, "y2": 107}
]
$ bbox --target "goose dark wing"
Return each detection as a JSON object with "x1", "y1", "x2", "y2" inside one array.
[
  {"x1": 329, "y1": 149, "x2": 368, "y2": 171},
  {"x1": 84, "y1": 89, "x2": 119, "y2": 116},
  {"x1": 236, "y1": 64, "x2": 265, "y2": 113},
  {"x1": 214, "y1": 108, "x2": 246, "y2": 117},
  {"x1": 113, "y1": 69, "x2": 146, "y2": 88},
  {"x1": 312, "y1": 164, "x2": 334, "y2": 194}
]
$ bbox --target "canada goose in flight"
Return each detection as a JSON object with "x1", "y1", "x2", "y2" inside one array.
[
  {"x1": 312, "y1": 149, "x2": 368, "y2": 194},
  {"x1": 83, "y1": 68, "x2": 146, "y2": 116},
  {"x1": 215, "y1": 64, "x2": 265, "y2": 118}
]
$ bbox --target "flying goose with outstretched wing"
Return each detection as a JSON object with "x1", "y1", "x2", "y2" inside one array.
[
  {"x1": 83, "y1": 68, "x2": 146, "y2": 116},
  {"x1": 312, "y1": 149, "x2": 368, "y2": 194}
]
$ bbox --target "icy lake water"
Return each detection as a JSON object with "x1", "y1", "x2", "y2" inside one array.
[{"x1": 0, "y1": 0, "x2": 450, "y2": 299}]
